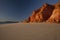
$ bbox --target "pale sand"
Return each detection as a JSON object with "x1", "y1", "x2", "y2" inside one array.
[{"x1": 0, "y1": 23, "x2": 60, "y2": 40}]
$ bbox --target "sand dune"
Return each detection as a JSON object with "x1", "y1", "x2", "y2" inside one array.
[{"x1": 0, "y1": 23, "x2": 60, "y2": 40}]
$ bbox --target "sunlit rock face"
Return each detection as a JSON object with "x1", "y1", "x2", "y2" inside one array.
[
  {"x1": 23, "y1": 2, "x2": 60, "y2": 23},
  {"x1": 46, "y1": 8, "x2": 60, "y2": 23},
  {"x1": 54, "y1": 2, "x2": 60, "y2": 8},
  {"x1": 46, "y1": 2, "x2": 60, "y2": 23}
]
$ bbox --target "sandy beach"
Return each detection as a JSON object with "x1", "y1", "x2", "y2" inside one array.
[{"x1": 0, "y1": 23, "x2": 60, "y2": 40}]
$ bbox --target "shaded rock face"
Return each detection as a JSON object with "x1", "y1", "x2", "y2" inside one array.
[
  {"x1": 47, "y1": 2, "x2": 60, "y2": 23},
  {"x1": 46, "y1": 9, "x2": 60, "y2": 23},
  {"x1": 40, "y1": 3, "x2": 54, "y2": 21},
  {"x1": 23, "y1": 2, "x2": 60, "y2": 23}
]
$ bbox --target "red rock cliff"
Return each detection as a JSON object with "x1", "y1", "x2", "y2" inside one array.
[{"x1": 23, "y1": 2, "x2": 60, "y2": 23}]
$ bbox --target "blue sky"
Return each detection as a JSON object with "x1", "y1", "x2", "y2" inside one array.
[{"x1": 0, "y1": 0, "x2": 58, "y2": 21}]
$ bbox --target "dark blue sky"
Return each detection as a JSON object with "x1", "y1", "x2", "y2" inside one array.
[{"x1": 0, "y1": 0, "x2": 58, "y2": 21}]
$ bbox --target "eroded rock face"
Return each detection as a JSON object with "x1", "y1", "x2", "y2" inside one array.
[
  {"x1": 23, "y1": 2, "x2": 60, "y2": 23},
  {"x1": 46, "y1": 2, "x2": 60, "y2": 23},
  {"x1": 54, "y1": 2, "x2": 60, "y2": 8},
  {"x1": 40, "y1": 3, "x2": 54, "y2": 21},
  {"x1": 46, "y1": 8, "x2": 60, "y2": 23}
]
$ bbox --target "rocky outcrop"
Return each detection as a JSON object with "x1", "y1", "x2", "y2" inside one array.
[
  {"x1": 23, "y1": 2, "x2": 60, "y2": 23},
  {"x1": 46, "y1": 2, "x2": 60, "y2": 23}
]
